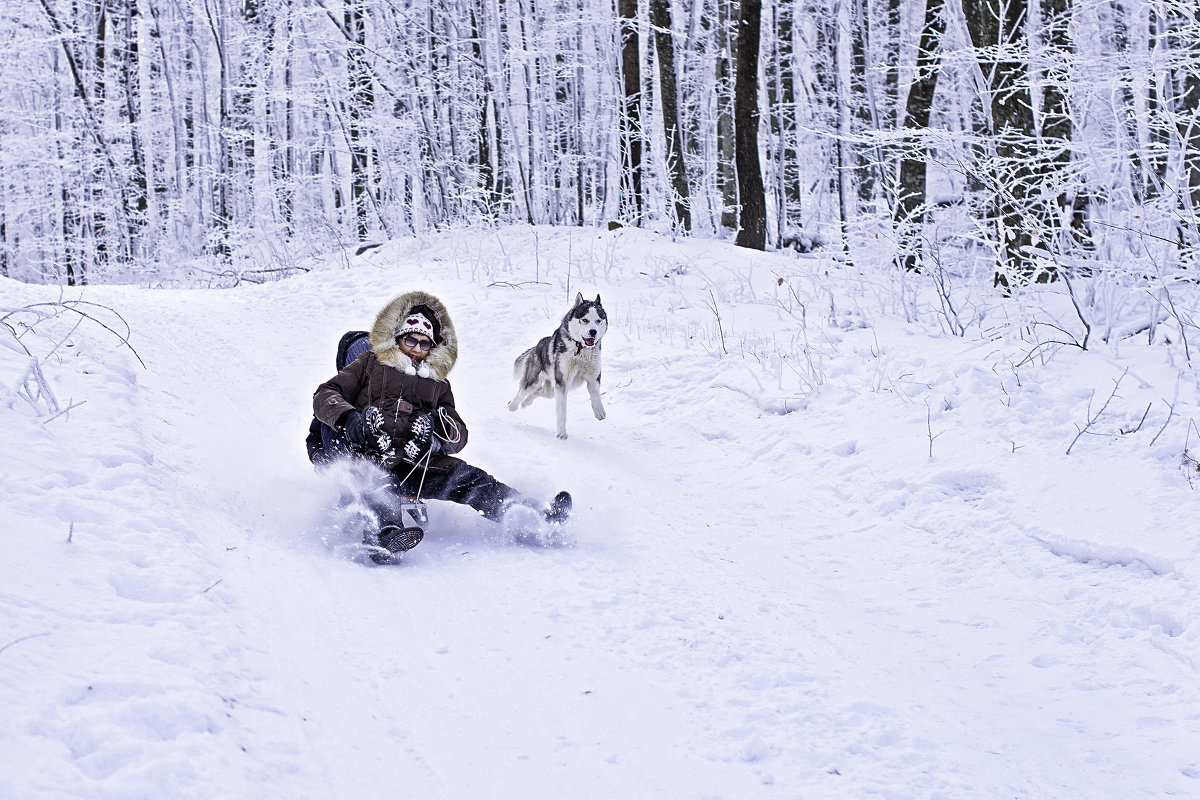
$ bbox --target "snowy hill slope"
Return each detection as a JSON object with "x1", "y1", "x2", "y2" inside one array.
[{"x1": 2, "y1": 227, "x2": 1199, "y2": 799}]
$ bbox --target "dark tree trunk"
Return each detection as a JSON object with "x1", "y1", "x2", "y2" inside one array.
[
  {"x1": 716, "y1": 0, "x2": 738, "y2": 230},
  {"x1": 515, "y1": 0, "x2": 536, "y2": 223},
  {"x1": 961, "y1": 0, "x2": 1051, "y2": 286},
  {"x1": 470, "y1": 8, "x2": 500, "y2": 216},
  {"x1": 650, "y1": 0, "x2": 691, "y2": 231},
  {"x1": 345, "y1": 0, "x2": 371, "y2": 241},
  {"x1": 0, "y1": 208, "x2": 7, "y2": 278},
  {"x1": 575, "y1": 21, "x2": 586, "y2": 224},
  {"x1": 893, "y1": 0, "x2": 946, "y2": 271},
  {"x1": 734, "y1": 0, "x2": 766, "y2": 249},
  {"x1": 121, "y1": 0, "x2": 147, "y2": 238},
  {"x1": 618, "y1": 0, "x2": 644, "y2": 223},
  {"x1": 275, "y1": 4, "x2": 295, "y2": 233},
  {"x1": 885, "y1": 0, "x2": 901, "y2": 126},
  {"x1": 51, "y1": 49, "x2": 77, "y2": 284},
  {"x1": 768, "y1": 0, "x2": 800, "y2": 241},
  {"x1": 850, "y1": 0, "x2": 874, "y2": 204},
  {"x1": 205, "y1": 0, "x2": 232, "y2": 260},
  {"x1": 1175, "y1": 4, "x2": 1200, "y2": 223},
  {"x1": 1039, "y1": 0, "x2": 1072, "y2": 225},
  {"x1": 92, "y1": 0, "x2": 109, "y2": 275},
  {"x1": 1147, "y1": 9, "x2": 1169, "y2": 199}
]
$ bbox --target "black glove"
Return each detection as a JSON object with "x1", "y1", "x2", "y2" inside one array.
[
  {"x1": 341, "y1": 410, "x2": 371, "y2": 451},
  {"x1": 342, "y1": 407, "x2": 393, "y2": 455},
  {"x1": 402, "y1": 413, "x2": 434, "y2": 462}
]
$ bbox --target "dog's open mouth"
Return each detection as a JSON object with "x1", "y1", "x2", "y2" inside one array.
[{"x1": 582, "y1": 337, "x2": 596, "y2": 347}]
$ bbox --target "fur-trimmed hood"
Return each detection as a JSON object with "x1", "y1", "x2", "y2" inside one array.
[{"x1": 369, "y1": 290, "x2": 458, "y2": 381}]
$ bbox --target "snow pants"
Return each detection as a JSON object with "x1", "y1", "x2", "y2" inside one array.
[{"x1": 392, "y1": 459, "x2": 520, "y2": 522}]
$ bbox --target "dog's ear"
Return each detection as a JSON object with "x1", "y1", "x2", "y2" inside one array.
[
  {"x1": 594, "y1": 294, "x2": 602, "y2": 305},
  {"x1": 575, "y1": 291, "x2": 584, "y2": 306}
]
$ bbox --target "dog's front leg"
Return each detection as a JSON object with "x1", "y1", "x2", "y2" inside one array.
[
  {"x1": 586, "y1": 378, "x2": 606, "y2": 421},
  {"x1": 507, "y1": 388, "x2": 528, "y2": 412},
  {"x1": 555, "y1": 384, "x2": 569, "y2": 439}
]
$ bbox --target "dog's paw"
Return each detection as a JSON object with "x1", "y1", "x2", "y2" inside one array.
[
  {"x1": 556, "y1": 431, "x2": 568, "y2": 440},
  {"x1": 507, "y1": 399, "x2": 519, "y2": 412},
  {"x1": 593, "y1": 407, "x2": 606, "y2": 421}
]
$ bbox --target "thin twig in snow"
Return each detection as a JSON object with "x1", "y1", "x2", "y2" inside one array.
[
  {"x1": 1150, "y1": 375, "x2": 1181, "y2": 447},
  {"x1": 704, "y1": 290, "x2": 728, "y2": 355},
  {"x1": 0, "y1": 633, "x2": 50, "y2": 658},
  {"x1": 925, "y1": 400, "x2": 943, "y2": 458},
  {"x1": 1066, "y1": 368, "x2": 1129, "y2": 455},
  {"x1": 1120, "y1": 403, "x2": 1152, "y2": 435},
  {"x1": 42, "y1": 400, "x2": 87, "y2": 425},
  {"x1": 1060, "y1": 271, "x2": 1091, "y2": 351},
  {"x1": 3, "y1": 301, "x2": 145, "y2": 368}
]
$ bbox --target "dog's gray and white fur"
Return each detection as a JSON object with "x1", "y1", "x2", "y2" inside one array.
[{"x1": 508, "y1": 293, "x2": 608, "y2": 439}]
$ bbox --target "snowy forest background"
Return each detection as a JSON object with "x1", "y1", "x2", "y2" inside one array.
[{"x1": 2, "y1": 0, "x2": 1197, "y2": 288}]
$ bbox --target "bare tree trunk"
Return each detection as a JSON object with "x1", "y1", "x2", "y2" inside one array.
[
  {"x1": 835, "y1": 0, "x2": 853, "y2": 252},
  {"x1": 52, "y1": 48, "x2": 79, "y2": 283},
  {"x1": 767, "y1": 0, "x2": 799, "y2": 243},
  {"x1": 1147, "y1": 8, "x2": 1169, "y2": 199},
  {"x1": 470, "y1": 7, "x2": 501, "y2": 216},
  {"x1": 961, "y1": 0, "x2": 1052, "y2": 286},
  {"x1": 650, "y1": 0, "x2": 692, "y2": 231},
  {"x1": 120, "y1": 0, "x2": 146, "y2": 255},
  {"x1": 1039, "y1": 0, "x2": 1072, "y2": 235},
  {"x1": 92, "y1": 0, "x2": 109, "y2": 274},
  {"x1": 182, "y1": 15, "x2": 201, "y2": 219},
  {"x1": 146, "y1": 0, "x2": 186, "y2": 227},
  {"x1": 618, "y1": 0, "x2": 643, "y2": 224},
  {"x1": 806, "y1": 0, "x2": 839, "y2": 238},
  {"x1": 716, "y1": 0, "x2": 738, "y2": 230},
  {"x1": 893, "y1": 0, "x2": 946, "y2": 271},
  {"x1": 884, "y1": 0, "x2": 901, "y2": 127},
  {"x1": 734, "y1": 0, "x2": 766, "y2": 249},
  {"x1": 346, "y1": 0, "x2": 370, "y2": 240},
  {"x1": 201, "y1": 0, "x2": 232, "y2": 259},
  {"x1": 516, "y1": 0, "x2": 538, "y2": 223},
  {"x1": 0, "y1": 199, "x2": 7, "y2": 278},
  {"x1": 575, "y1": 17, "x2": 586, "y2": 225},
  {"x1": 850, "y1": 0, "x2": 875, "y2": 204},
  {"x1": 1173, "y1": 2, "x2": 1200, "y2": 224},
  {"x1": 275, "y1": 0, "x2": 295, "y2": 234},
  {"x1": 0, "y1": 166, "x2": 7, "y2": 276},
  {"x1": 494, "y1": 0, "x2": 528, "y2": 223}
]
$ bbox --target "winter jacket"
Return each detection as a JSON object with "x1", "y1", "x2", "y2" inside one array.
[{"x1": 313, "y1": 291, "x2": 469, "y2": 473}]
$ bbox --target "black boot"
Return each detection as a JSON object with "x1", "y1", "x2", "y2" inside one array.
[
  {"x1": 378, "y1": 525, "x2": 424, "y2": 554},
  {"x1": 544, "y1": 491, "x2": 572, "y2": 524}
]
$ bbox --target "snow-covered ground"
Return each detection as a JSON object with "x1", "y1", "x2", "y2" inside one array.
[{"x1": 3, "y1": 226, "x2": 1199, "y2": 799}]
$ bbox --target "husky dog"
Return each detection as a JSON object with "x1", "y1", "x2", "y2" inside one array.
[{"x1": 509, "y1": 293, "x2": 608, "y2": 440}]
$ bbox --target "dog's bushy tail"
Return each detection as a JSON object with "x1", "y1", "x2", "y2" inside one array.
[{"x1": 512, "y1": 347, "x2": 533, "y2": 378}]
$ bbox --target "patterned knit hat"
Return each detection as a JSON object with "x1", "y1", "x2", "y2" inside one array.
[{"x1": 396, "y1": 311, "x2": 436, "y2": 343}]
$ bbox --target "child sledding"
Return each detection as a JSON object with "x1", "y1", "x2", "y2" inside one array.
[{"x1": 307, "y1": 290, "x2": 571, "y2": 562}]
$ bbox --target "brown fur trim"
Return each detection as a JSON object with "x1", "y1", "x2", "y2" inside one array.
[{"x1": 369, "y1": 290, "x2": 459, "y2": 381}]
